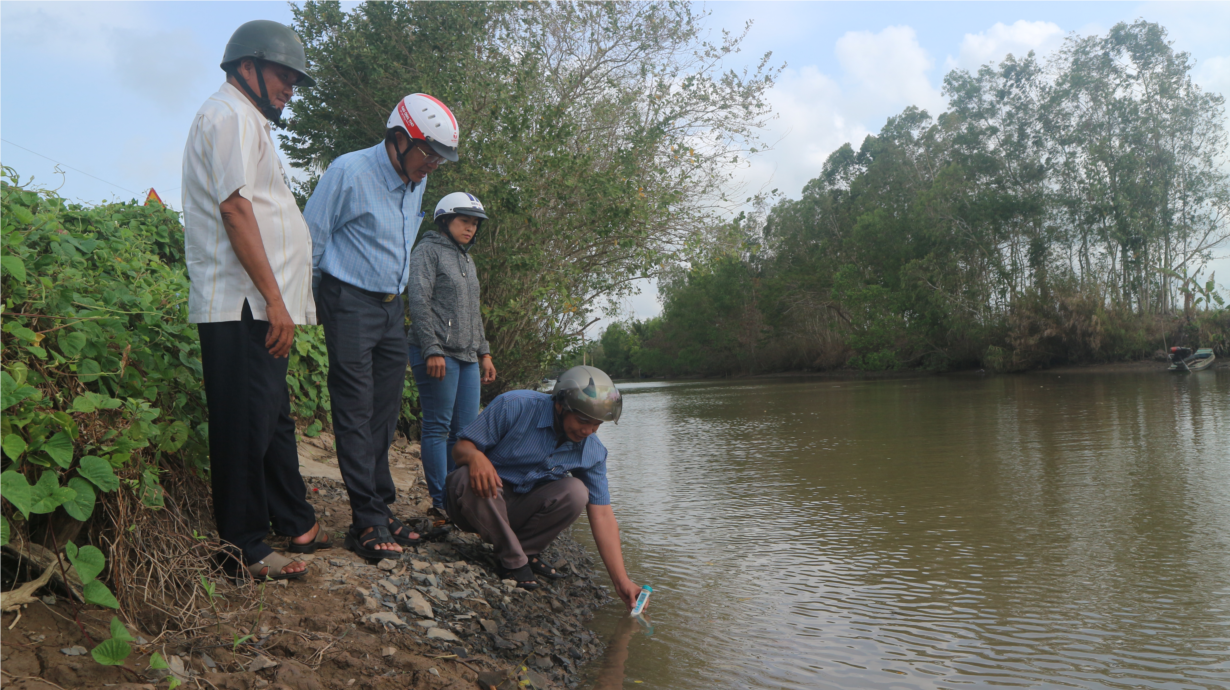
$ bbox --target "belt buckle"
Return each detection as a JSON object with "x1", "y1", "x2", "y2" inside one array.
[{"x1": 383, "y1": 294, "x2": 395, "y2": 302}]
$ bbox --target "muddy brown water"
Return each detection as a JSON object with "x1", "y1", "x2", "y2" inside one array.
[{"x1": 573, "y1": 370, "x2": 1230, "y2": 689}]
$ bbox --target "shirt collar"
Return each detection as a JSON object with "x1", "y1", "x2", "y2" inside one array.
[
  {"x1": 372, "y1": 142, "x2": 408, "y2": 192},
  {"x1": 219, "y1": 82, "x2": 267, "y2": 126},
  {"x1": 537, "y1": 397, "x2": 556, "y2": 430},
  {"x1": 374, "y1": 143, "x2": 428, "y2": 193},
  {"x1": 541, "y1": 399, "x2": 593, "y2": 451}
]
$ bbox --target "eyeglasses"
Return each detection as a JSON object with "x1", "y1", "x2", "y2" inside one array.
[
  {"x1": 411, "y1": 143, "x2": 448, "y2": 165},
  {"x1": 267, "y1": 66, "x2": 302, "y2": 88}
]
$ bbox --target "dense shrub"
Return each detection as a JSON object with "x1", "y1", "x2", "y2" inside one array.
[
  {"x1": 1, "y1": 168, "x2": 206, "y2": 607},
  {"x1": 0, "y1": 169, "x2": 416, "y2": 611}
]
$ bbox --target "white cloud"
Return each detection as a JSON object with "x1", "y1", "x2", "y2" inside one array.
[
  {"x1": 744, "y1": 66, "x2": 872, "y2": 200},
  {"x1": 1, "y1": 2, "x2": 211, "y2": 112},
  {"x1": 0, "y1": 2, "x2": 141, "y2": 59},
  {"x1": 946, "y1": 20, "x2": 1066, "y2": 73},
  {"x1": 736, "y1": 26, "x2": 941, "y2": 201},
  {"x1": 836, "y1": 25, "x2": 945, "y2": 118}
]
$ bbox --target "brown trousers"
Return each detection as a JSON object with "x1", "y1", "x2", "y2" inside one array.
[{"x1": 446, "y1": 466, "x2": 588, "y2": 570}]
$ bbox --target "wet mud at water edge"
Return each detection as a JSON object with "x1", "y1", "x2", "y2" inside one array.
[{"x1": 574, "y1": 370, "x2": 1230, "y2": 689}]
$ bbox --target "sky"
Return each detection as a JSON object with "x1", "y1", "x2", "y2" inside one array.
[{"x1": 3, "y1": 1, "x2": 1229, "y2": 332}]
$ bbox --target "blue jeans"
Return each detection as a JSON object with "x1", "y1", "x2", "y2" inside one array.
[{"x1": 409, "y1": 346, "x2": 480, "y2": 510}]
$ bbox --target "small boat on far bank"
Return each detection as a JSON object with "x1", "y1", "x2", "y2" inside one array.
[{"x1": 1168, "y1": 347, "x2": 1216, "y2": 372}]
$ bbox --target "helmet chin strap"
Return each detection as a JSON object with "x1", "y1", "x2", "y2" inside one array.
[
  {"x1": 393, "y1": 135, "x2": 425, "y2": 190},
  {"x1": 234, "y1": 59, "x2": 284, "y2": 123}
]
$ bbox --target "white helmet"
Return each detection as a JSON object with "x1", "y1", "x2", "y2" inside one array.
[
  {"x1": 386, "y1": 93, "x2": 460, "y2": 162},
  {"x1": 434, "y1": 192, "x2": 488, "y2": 221}
]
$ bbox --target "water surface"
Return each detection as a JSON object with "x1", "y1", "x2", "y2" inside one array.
[{"x1": 575, "y1": 370, "x2": 1230, "y2": 689}]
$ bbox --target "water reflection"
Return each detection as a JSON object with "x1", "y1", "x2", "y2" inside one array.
[
  {"x1": 585, "y1": 615, "x2": 645, "y2": 689},
  {"x1": 577, "y1": 371, "x2": 1230, "y2": 689}
]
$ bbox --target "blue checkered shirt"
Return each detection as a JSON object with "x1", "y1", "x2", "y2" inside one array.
[
  {"x1": 458, "y1": 390, "x2": 611, "y2": 505},
  {"x1": 304, "y1": 142, "x2": 427, "y2": 294}
]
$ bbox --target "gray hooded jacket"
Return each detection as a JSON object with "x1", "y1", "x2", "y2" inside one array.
[{"x1": 406, "y1": 230, "x2": 490, "y2": 362}]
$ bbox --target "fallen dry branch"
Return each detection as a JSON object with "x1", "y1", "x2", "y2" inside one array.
[{"x1": 0, "y1": 567, "x2": 55, "y2": 613}]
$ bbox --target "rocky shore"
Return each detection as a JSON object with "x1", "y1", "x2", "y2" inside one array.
[
  {"x1": 302, "y1": 476, "x2": 615, "y2": 687},
  {"x1": 0, "y1": 434, "x2": 616, "y2": 690}
]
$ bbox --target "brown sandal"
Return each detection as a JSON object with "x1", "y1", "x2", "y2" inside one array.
[{"x1": 244, "y1": 552, "x2": 307, "y2": 581}]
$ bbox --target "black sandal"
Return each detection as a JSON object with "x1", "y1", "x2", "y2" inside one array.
[
  {"x1": 344, "y1": 524, "x2": 400, "y2": 560},
  {"x1": 388, "y1": 517, "x2": 422, "y2": 547},
  {"x1": 495, "y1": 563, "x2": 541, "y2": 590},
  {"x1": 287, "y1": 523, "x2": 333, "y2": 554},
  {"x1": 527, "y1": 555, "x2": 567, "y2": 580}
]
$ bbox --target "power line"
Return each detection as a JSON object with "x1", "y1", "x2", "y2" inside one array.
[{"x1": 1, "y1": 138, "x2": 142, "y2": 196}]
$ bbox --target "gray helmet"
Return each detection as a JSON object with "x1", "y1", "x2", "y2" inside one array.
[
  {"x1": 553, "y1": 366, "x2": 622, "y2": 424},
  {"x1": 221, "y1": 20, "x2": 316, "y2": 87}
]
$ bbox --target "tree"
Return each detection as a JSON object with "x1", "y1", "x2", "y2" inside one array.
[
  {"x1": 631, "y1": 20, "x2": 1229, "y2": 375},
  {"x1": 284, "y1": 1, "x2": 778, "y2": 389},
  {"x1": 1046, "y1": 21, "x2": 1230, "y2": 313}
]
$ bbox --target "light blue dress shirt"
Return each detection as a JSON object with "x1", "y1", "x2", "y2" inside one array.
[
  {"x1": 458, "y1": 390, "x2": 611, "y2": 505},
  {"x1": 304, "y1": 142, "x2": 427, "y2": 294}
]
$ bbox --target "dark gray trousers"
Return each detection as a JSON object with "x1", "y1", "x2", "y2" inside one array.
[
  {"x1": 317, "y1": 274, "x2": 408, "y2": 529},
  {"x1": 446, "y1": 466, "x2": 589, "y2": 570}
]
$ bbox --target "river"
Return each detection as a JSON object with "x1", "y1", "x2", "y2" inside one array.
[{"x1": 573, "y1": 369, "x2": 1230, "y2": 689}]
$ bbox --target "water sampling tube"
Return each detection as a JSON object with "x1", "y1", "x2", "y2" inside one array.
[{"x1": 630, "y1": 585, "x2": 652, "y2": 616}]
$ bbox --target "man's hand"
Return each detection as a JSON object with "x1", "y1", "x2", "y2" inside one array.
[
  {"x1": 613, "y1": 577, "x2": 642, "y2": 613},
  {"x1": 587, "y1": 504, "x2": 639, "y2": 611},
  {"x1": 426, "y1": 355, "x2": 447, "y2": 380},
  {"x1": 467, "y1": 455, "x2": 503, "y2": 499},
  {"x1": 480, "y1": 356, "x2": 497, "y2": 384},
  {"x1": 264, "y1": 299, "x2": 296, "y2": 358},
  {"x1": 453, "y1": 440, "x2": 502, "y2": 498},
  {"x1": 219, "y1": 190, "x2": 294, "y2": 357}
]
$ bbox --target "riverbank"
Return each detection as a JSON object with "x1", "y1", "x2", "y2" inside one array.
[
  {"x1": 613, "y1": 355, "x2": 1227, "y2": 385},
  {"x1": 615, "y1": 356, "x2": 1190, "y2": 383},
  {"x1": 1, "y1": 434, "x2": 613, "y2": 690}
]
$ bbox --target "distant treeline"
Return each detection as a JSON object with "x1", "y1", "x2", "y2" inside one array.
[{"x1": 576, "y1": 21, "x2": 1230, "y2": 378}]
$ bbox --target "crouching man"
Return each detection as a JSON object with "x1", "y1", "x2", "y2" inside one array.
[{"x1": 447, "y1": 366, "x2": 641, "y2": 610}]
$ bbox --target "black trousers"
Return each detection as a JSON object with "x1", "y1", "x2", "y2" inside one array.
[
  {"x1": 317, "y1": 274, "x2": 408, "y2": 529},
  {"x1": 197, "y1": 300, "x2": 315, "y2": 565}
]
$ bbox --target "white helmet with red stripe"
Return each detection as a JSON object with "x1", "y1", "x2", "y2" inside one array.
[{"x1": 386, "y1": 93, "x2": 460, "y2": 162}]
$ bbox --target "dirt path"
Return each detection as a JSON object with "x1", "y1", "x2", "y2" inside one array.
[{"x1": 1, "y1": 434, "x2": 612, "y2": 690}]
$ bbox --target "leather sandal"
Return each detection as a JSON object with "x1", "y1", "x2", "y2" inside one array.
[
  {"x1": 345, "y1": 524, "x2": 400, "y2": 560},
  {"x1": 244, "y1": 552, "x2": 307, "y2": 581},
  {"x1": 286, "y1": 523, "x2": 333, "y2": 554},
  {"x1": 496, "y1": 563, "x2": 541, "y2": 591},
  {"x1": 527, "y1": 555, "x2": 567, "y2": 580},
  {"x1": 388, "y1": 517, "x2": 422, "y2": 547}
]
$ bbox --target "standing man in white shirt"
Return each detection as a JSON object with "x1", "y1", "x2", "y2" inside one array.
[{"x1": 182, "y1": 20, "x2": 329, "y2": 581}]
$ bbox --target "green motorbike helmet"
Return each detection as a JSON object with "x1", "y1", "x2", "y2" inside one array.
[
  {"x1": 221, "y1": 20, "x2": 314, "y2": 123},
  {"x1": 553, "y1": 366, "x2": 622, "y2": 424},
  {"x1": 221, "y1": 20, "x2": 315, "y2": 86}
]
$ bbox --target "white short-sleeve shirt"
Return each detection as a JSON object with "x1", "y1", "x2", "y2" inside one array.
[{"x1": 182, "y1": 82, "x2": 316, "y2": 325}]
